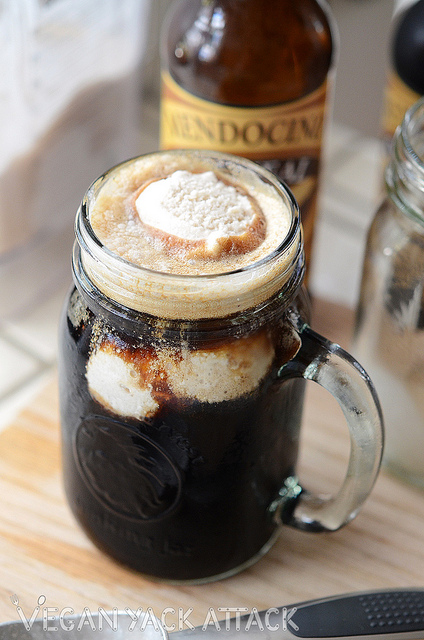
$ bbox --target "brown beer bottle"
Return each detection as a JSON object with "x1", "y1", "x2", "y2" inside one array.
[
  {"x1": 381, "y1": 0, "x2": 424, "y2": 153},
  {"x1": 160, "y1": 0, "x2": 335, "y2": 270}
]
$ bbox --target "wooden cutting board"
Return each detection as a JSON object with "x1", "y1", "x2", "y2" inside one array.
[{"x1": 1, "y1": 299, "x2": 424, "y2": 628}]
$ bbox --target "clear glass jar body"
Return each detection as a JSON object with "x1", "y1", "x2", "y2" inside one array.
[{"x1": 354, "y1": 98, "x2": 424, "y2": 487}]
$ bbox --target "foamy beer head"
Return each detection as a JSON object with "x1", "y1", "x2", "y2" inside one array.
[{"x1": 76, "y1": 150, "x2": 303, "y2": 319}]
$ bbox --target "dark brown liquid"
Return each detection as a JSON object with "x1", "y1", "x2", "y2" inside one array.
[
  {"x1": 59, "y1": 287, "x2": 308, "y2": 582},
  {"x1": 165, "y1": 0, "x2": 333, "y2": 106}
]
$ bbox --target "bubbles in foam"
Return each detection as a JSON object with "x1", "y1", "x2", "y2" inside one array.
[
  {"x1": 83, "y1": 152, "x2": 299, "y2": 319},
  {"x1": 89, "y1": 153, "x2": 290, "y2": 276}
]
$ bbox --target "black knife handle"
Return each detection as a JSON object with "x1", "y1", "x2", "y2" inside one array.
[{"x1": 290, "y1": 589, "x2": 424, "y2": 638}]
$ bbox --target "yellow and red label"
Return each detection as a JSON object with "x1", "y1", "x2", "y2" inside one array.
[{"x1": 160, "y1": 70, "x2": 329, "y2": 267}]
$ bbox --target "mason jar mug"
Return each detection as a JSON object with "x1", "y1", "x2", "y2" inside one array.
[{"x1": 59, "y1": 150, "x2": 383, "y2": 583}]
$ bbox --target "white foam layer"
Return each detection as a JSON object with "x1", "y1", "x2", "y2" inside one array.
[{"x1": 135, "y1": 170, "x2": 256, "y2": 251}]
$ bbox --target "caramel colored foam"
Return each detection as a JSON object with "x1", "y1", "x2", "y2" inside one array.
[{"x1": 89, "y1": 154, "x2": 290, "y2": 276}]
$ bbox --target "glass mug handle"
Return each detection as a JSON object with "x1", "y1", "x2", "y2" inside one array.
[{"x1": 275, "y1": 313, "x2": 384, "y2": 532}]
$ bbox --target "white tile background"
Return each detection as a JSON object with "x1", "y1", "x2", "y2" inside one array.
[{"x1": 310, "y1": 123, "x2": 383, "y2": 307}]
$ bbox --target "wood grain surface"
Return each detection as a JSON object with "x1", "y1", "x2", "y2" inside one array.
[{"x1": 0, "y1": 299, "x2": 423, "y2": 628}]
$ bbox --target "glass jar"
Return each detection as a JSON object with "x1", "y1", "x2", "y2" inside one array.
[
  {"x1": 354, "y1": 97, "x2": 424, "y2": 488},
  {"x1": 59, "y1": 150, "x2": 383, "y2": 583}
]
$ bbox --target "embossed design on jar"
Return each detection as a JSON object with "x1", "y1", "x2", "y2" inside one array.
[{"x1": 74, "y1": 416, "x2": 182, "y2": 521}]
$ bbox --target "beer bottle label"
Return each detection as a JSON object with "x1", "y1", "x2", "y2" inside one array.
[
  {"x1": 381, "y1": 69, "x2": 420, "y2": 141},
  {"x1": 160, "y1": 70, "x2": 329, "y2": 265}
]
